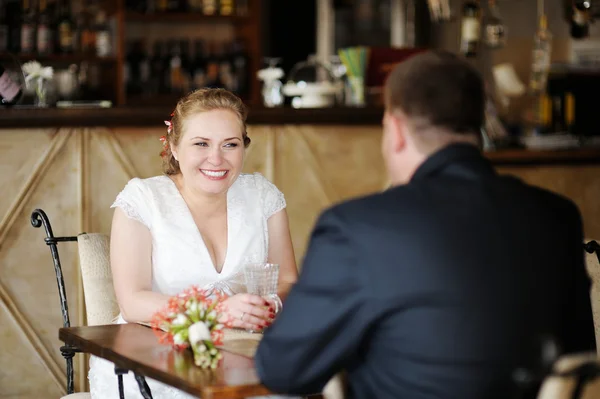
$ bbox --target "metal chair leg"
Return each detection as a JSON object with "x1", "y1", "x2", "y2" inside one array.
[
  {"x1": 134, "y1": 374, "x2": 154, "y2": 399},
  {"x1": 114, "y1": 367, "x2": 128, "y2": 399},
  {"x1": 60, "y1": 345, "x2": 79, "y2": 395}
]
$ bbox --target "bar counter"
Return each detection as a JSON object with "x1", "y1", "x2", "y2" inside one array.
[{"x1": 2, "y1": 106, "x2": 599, "y2": 166}]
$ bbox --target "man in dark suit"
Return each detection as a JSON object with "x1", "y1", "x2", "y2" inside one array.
[{"x1": 254, "y1": 50, "x2": 596, "y2": 399}]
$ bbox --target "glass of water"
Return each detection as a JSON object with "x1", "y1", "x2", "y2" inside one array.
[{"x1": 244, "y1": 262, "x2": 282, "y2": 332}]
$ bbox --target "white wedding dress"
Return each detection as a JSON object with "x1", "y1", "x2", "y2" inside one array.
[{"x1": 89, "y1": 173, "x2": 287, "y2": 399}]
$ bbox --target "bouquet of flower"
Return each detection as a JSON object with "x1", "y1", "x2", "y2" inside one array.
[{"x1": 151, "y1": 286, "x2": 227, "y2": 369}]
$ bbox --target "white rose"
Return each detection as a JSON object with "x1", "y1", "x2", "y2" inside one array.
[
  {"x1": 173, "y1": 332, "x2": 186, "y2": 345},
  {"x1": 173, "y1": 314, "x2": 188, "y2": 326},
  {"x1": 188, "y1": 322, "x2": 211, "y2": 346}
]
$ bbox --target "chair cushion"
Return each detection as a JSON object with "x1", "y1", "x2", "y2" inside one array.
[
  {"x1": 537, "y1": 352, "x2": 600, "y2": 399},
  {"x1": 77, "y1": 233, "x2": 120, "y2": 325},
  {"x1": 584, "y1": 239, "x2": 600, "y2": 353},
  {"x1": 60, "y1": 392, "x2": 91, "y2": 399}
]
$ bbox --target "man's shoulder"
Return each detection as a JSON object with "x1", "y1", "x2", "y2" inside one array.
[
  {"x1": 321, "y1": 186, "x2": 415, "y2": 225},
  {"x1": 504, "y1": 175, "x2": 580, "y2": 217}
]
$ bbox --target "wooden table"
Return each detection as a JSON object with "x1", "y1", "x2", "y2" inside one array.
[{"x1": 59, "y1": 323, "x2": 272, "y2": 399}]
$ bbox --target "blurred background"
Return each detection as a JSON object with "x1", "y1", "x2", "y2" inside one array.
[{"x1": 1, "y1": 1, "x2": 600, "y2": 397}]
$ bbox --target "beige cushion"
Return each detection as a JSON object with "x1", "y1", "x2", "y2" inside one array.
[
  {"x1": 584, "y1": 239, "x2": 600, "y2": 353},
  {"x1": 60, "y1": 392, "x2": 91, "y2": 399},
  {"x1": 77, "y1": 233, "x2": 119, "y2": 326},
  {"x1": 537, "y1": 352, "x2": 600, "y2": 399}
]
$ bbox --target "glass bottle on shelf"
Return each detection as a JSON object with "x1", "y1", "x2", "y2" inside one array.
[
  {"x1": 20, "y1": 0, "x2": 35, "y2": 54},
  {"x1": 0, "y1": 0, "x2": 8, "y2": 52},
  {"x1": 95, "y1": 11, "x2": 111, "y2": 57},
  {"x1": 460, "y1": 0, "x2": 480, "y2": 57},
  {"x1": 201, "y1": 0, "x2": 217, "y2": 15},
  {"x1": 155, "y1": 0, "x2": 168, "y2": 13},
  {"x1": 149, "y1": 40, "x2": 165, "y2": 94},
  {"x1": 192, "y1": 40, "x2": 206, "y2": 90},
  {"x1": 36, "y1": 0, "x2": 51, "y2": 55},
  {"x1": 168, "y1": 40, "x2": 183, "y2": 93},
  {"x1": 57, "y1": 0, "x2": 75, "y2": 54},
  {"x1": 6, "y1": 0, "x2": 21, "y2": 53},
  {"x1": 219, "y1": 0, "x2": 234, "y2": 16},
  {"x1": 570, "y1": 0, "x2": 591, "y2": 39},
  {"x1": 139, "y1": 41, "x2": 151, "y2": 95},
  {"x1": 231, "y1": 39, "x2": 248, "y2": 97},
  {"x1": 180, "y1": 39, "x2": 191, "y2": 92},
  {"x1": 78, "y1": 6, "x2": 95, "y2": 55},
  {"x1": 236, "y1": 0, "x2": 248, "y2": 16},
  {"x1": 529, "y1": 14, "x2": 552, "y2": 93},
  {"x1": 484, "y1": 0, "x2": 506, "y2": 49},
  {"x1": 189, "y1": 0, "x2": 202, "y2": 12}
]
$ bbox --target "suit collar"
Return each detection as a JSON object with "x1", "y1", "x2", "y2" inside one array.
[{"x1": 410, "y1": 143, "x2": 494, "y2": 182}]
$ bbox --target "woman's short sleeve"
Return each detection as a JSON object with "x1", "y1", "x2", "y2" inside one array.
[
  {"x1": 256, "y1": 173, "x2": 286, "y2": 219},
  {"x1": 110, "y1": 178, "x2": 151, "y2": 228}
]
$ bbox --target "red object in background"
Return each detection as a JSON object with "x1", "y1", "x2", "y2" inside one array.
[{"x1": 365, "y1": 47, "x2": 426, "y2": 88}]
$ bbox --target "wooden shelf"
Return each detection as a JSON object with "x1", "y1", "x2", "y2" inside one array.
[
  {"x1": 125, "y1": 11, "x2": 248, "y2": 23},
  {"x1": 0, "y1": 53, "x2": 118, "y2": 64}
]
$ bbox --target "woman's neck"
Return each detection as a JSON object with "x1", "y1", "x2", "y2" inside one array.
[{"x1": 171, "y1": 174, "x2": 227, "y2": 215}]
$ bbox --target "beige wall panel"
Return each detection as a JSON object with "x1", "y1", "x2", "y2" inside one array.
[
  {"x1": 110, "y1": 128, "x2": 165, "y2": 179},
  {"x1": 274, "y1": 126, "x2": 387, "y2": 263},
  {"x1": 242, "y1": 126, "x2": 270, "y2": 179},
  {"x1": 0, "y1": 133, "x2": 83, "y2": 396},
  {"x1": 498, "y1": 166, "x2": 600, "y2": 240},
  {"x1": 0, "y1": 129, "x2": 52, "y2": 215},
  {"x1": 0, "y1": 308, "x2": 63, "y2": 398}
]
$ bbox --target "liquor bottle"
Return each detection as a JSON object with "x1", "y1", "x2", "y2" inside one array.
[
  {"x1": 124, "y1": 41, "x2": 133, "y2": 94},
  {"x1": 0, "y1": 64, "x2": 22, "y2": 106},
  {"x1": 460, "y1": 0, "x2": 480, "y2": 57},
  {"x1": 191, "y1": 40, "x2": 206, "y2": 90},
  {"x1": 189, "y1": 0, "x2": 202, "y2": 12},
  {"x1": 57, "y1": 0, "x2": 74, "y2": 53},
  {"x1": 231, "y1": 39, "x2": 248, "y2": 96},
  {"x1": 167, "y1": 0, "x2": 179, "y2": 12},
  {"x1": 37, "y1": 0, "x2": 51, "y2": 54},
  {"x1": 0, "y1": 0, "x2": 8, "y2": 52},
  {"x1": 570, "y1": 0, "x2": 591, "y2": 39},
  {"x1": 79, "y1": 6, "x2": 95, "y2": 54},
  {"x1": 204, "y1": 42, "x2": 222, "y2": 88},
  {"x1": 20, "y1": 0, "x2": 35, "y2": 54},
  {"x1": 168, "y1": 40, "x2": 183, "y2": 93},
  {"x1": 484, "y1": 0, "x2": 506, "y2": 49},
  {"x1": 201, "y1": 0, "x2": 216, "y2": 15},
  {"x1": 139, "y1": 41, "x2": 151, "y2": 94},
  {"x1": 149, "y1": 40, "x2": 165, "y2": 94},
  {"x1": 180, "y1": 39, "x2": 191, "y2": 92},
  {"x1": 6, "y1": 0, "x2": 21, "y2": 53},
  {"x1": 236, "y1": 0, "x2": 248, "y2": 16},
  {"x1": 155, "y1": 0, "x2": 168, "y2": 13},
  {"x1": 529, "y1": 14, "x2": 552, "y2": 93},
  {"x1": 219, "y1": 0, "x2": 234, "y2": 16},
  {"x1": 95, "y1": 11, "x2": 111, "y2": 57}
]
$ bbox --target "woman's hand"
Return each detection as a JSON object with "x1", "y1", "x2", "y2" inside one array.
[{"x1": 218, "y1": 293, "x2": 275, "y2": 331}]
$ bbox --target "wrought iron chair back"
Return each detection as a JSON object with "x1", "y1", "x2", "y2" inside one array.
[
  {"x1": 585, "y1": 240, "x2": 600, "y2": 265},
  {"x1": 31, "y1": 208, "x2": 81, "y2": 395}
]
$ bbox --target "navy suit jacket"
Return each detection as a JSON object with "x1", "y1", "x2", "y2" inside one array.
[{"x1": 255, "y1": 144, "x2": 595, "y2": 399}]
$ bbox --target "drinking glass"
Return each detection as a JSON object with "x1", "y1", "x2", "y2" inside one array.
[{"x1": 244, "y1": 262, "x2": 282, "y2": 333}]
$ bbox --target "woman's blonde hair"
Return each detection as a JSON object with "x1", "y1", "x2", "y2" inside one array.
[{"x1": 162, "y1": 88, "x2": 251, "y2": 175}]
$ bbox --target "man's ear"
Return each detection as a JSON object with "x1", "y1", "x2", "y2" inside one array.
[{"x1": 389, "y1": 112, "x2": 407, "y2": 153}]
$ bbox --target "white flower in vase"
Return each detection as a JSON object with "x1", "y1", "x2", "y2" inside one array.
[{"x1": 21, "y1": 61, "x2": 54, "y2": 107}]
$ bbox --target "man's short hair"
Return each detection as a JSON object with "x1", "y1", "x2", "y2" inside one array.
[{"x1": 384, "y1": 50, "x2": 485, "y2": 136}]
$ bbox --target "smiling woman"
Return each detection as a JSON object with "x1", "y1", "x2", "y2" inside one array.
[{"x1": 88, "y1": 88, "x2": 299, "y2": 399}]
